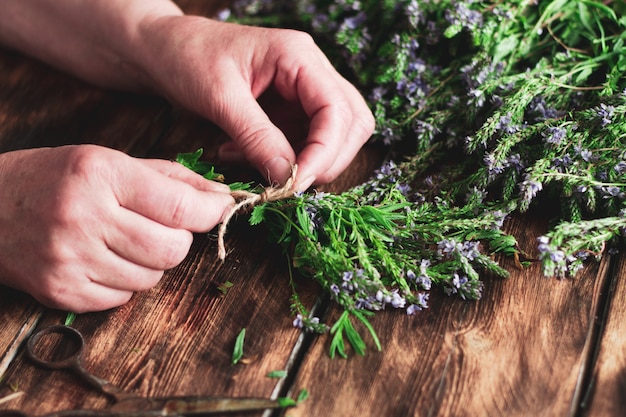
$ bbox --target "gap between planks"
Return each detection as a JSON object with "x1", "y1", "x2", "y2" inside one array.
[
  {"x1": 572, "y1": 253, "x2": 620, "y2": 417},
  {"x1": 0, "y1": 306, "x2": 44, "y2": 380}
]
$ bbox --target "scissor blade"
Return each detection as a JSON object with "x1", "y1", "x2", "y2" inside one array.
[
  {"x1": 111, "y1": 396, "x2": 288, "y2": 415},
  {"x1": 162, "y1": 397, "x2": 286, "y2": 414}
]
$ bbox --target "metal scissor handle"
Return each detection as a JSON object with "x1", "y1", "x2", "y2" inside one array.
[{"x1": 26, "y1": 325, "x2": 132, "y2": 401}]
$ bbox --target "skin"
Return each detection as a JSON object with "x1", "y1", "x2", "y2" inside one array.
[{"x1": 0, "y1": 0, "x2": 375, "y2": 312}]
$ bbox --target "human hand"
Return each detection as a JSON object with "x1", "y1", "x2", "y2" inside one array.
[
  {"x1": 0, "y1": 145, "x2": 234, "y2": 313},
  {"x1": 137, "y1": 16, "x2": 375, "y2": 190},
  {"x1": 0, "y1": 2, "x2": 374, "y2": 189}
]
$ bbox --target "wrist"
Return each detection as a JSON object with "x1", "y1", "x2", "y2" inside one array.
[
  {"x1": 0, "y1": 0, "x2": 185, "y2": 92},
  {"x1": 133, "y1": 14, "x2": 222, "y2": 98},
  {"x1": 95, "y1": 0, "x2": 185, "y2": 92}
]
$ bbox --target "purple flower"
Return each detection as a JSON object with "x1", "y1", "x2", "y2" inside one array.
[
  {"x1": 542, "y1": 126, "x2": 567, "y2": 146},
  {"x1": 520, "y1": 179, "x2": 543, "y2": 202},
  {"x1": 537, "y1": 235, "x2": 550, "y2": 253},
  {"x1": 595, "y1": 103, "x2": 615, "y2": 126},
  {"x1": 507, "y1": 154, "x2": 525, "y2": 172},
  {"x1": 579, "y1": 149, "x2": 593, "y2": 162},
  {"x1": 550, "y1": 250, "x2": 565, "y2": 263},
  {"x1": 215, "y1": 8, "x2": 231, "y2": 21},
  {"x1": 496, "y1": 113, "x2": 518, "y2": 134},
  {"x1": 293, "y1": 314, "x2": 304, "y2": 329},
  {"x1": 445, "y1": 3, "x2": 483, "y2": 30},
  {"x1": 484, "y1": 153, "x2": 507, "y2": 176},
  {"x1": 407, "y1": 293, "x2": 429, "y2": 315}
]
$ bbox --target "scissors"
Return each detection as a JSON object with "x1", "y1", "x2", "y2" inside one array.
[{"x1": 0, "y1": 325, "x2": 289, "y2": 416}]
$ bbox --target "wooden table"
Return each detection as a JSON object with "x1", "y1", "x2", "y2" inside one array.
[{"x1": 1, "y1": 2, "x2": 625, "y2": 416}]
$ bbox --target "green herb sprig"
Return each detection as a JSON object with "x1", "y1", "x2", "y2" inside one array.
[{"x1": 183, "y1": 0, "x2": 626, "y2": 357}]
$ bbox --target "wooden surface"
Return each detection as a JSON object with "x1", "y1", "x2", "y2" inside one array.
[{"x1": 1, "y1": 2, "x2": 625, "y2": 416}]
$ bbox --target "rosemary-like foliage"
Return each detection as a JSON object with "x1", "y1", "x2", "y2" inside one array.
[{"x1": 186, "y1": 0, "x2": 626, "y2": 357}]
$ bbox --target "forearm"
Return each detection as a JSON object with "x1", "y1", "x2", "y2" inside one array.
[{"x1": 0, "y1": 0, "x2": 183, "y2": 91}]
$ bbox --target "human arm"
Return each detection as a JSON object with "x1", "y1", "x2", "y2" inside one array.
[{"x1": 0, "y1": 0, "x2": 375, "y2": 189}]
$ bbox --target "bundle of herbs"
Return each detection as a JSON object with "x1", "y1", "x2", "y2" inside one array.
[{"x1": 182, "y1": 0, "x2": 626, "y2": 357}]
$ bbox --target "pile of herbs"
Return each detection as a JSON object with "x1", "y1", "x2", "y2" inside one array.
[{"x1": 188, "y1": 0, "x2": 626, "y2": 357}]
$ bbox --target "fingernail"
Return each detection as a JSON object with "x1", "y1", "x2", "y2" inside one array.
[
  {"x1": 263, "y1": 156, "x2": 292, "y2": 185},
  {"x1": 296, "y1": 175, "x2": 316, "y2": 192}
]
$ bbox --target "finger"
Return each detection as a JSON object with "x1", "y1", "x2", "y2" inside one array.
[
  {"x1": 285, "y1": 68, "x2": 351, "y2": 188},
  {"x1": 68, "y1": 237, "x2": 167, "y2": 293},
  {"x1": 103, "y1": 207, "x2": 194, "y2": 271},
  {"x1": 31, "y1": 264, "x2": 159, "y2": 313},
  {"x1": 297, "y1": 74, "x2": 375, "y2": 187},
  {"x1": 38, "y1": 278, "x2": 137, "y2": 314},
  {"x1": 207, "y1": 69, "x2": 297, "y2": 185},
  {"x1": 113, "y1": 163, "x2": 234, "y2": 232},
  {"x1": 73, "y1": 286, "x2": 135, "y2": 313},
  {"x1": 271, "y1": 52, "x2": 373, "y2": 189},
  {"x1": 138, "y1": 158, "x2": 230, "y2": 192}
]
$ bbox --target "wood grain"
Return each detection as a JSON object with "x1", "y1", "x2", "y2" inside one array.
[
  {"x1": 1, "y1": 0, "x2": 625, "y2": 415},
  {"x1": 584, "y1": 253, "x2": 626, "y2": 417},
  {"x1": 288, "y1": 213, "x2": 611, "y2": 417}
]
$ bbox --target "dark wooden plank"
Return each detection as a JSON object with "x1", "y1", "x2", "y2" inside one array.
[
  {"x1": 0, "y1": 212, "x2": 320, "y2": 414},
  {"x1": 287, "y1": 213, "x2": 610, "y2": 417},
  {"x1": 584, "y1": 253, "x2": 626, "y2": 417},
  {"x1": 0, "y1": 49, "x2": 174, "y2": 413},
  {"x1": 0, "y1": 290, "x2": 43, "y2": 381}
]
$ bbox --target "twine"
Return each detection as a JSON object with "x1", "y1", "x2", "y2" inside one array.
[{"x1": 217, "y1": 165, "x2": 298, "y2": 261}]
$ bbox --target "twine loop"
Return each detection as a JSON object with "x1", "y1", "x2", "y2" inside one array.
[{"x1": 217, "y1": 165, "x2": 298, "y2": 260}]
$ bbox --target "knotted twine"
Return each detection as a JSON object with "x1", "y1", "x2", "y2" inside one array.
[{"x1": 217, "y1": 165, "x2": 298, "y2": 260}]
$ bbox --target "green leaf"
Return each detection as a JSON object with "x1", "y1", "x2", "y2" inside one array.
[
  {"x1": 217, "y1": 281, "x2": 234, "y2": 295},
  {"x1": 266, "y1": 370, "x2": 288, "y2": 378},
  {"x1": 175, "y1": 149, "x2": 224, "y2": 182},
  {"x1": 64, "y1": 312, "x2": 77, "y2": 326},
  {"x1": 492, "y1": 34, "x2": 519, "y2": 64},
  {"x1": 580, "y1": 0, "x2": 617, "y2": 21},
  {"x1": 277, "y1": 397, "x2": 297, "y2": 408},
  {"x1": 296, "y1": 388, "x2": 310, "y2": 403},
  {"x1": 249, "y1": 205, "x2": 266, "y2": 226},
  {"x1": 329, "y1": 310, "x2": 369, "y2": 358},
  {"x1": 175, "y1": 148, "x2": 203, "y2": 170},
  {"x1": 443, "y1": 24, "x2": 462, "y2": 39},
  {"x1": 353, "y1": 310, "x2": 382, "y2": 352},
  {"x1": 329, "y1": 315, "x2": 348, "y2": 359},
  {"x1": 231, "y1": 328, "x2": 246, "y2": 365},
  {"x1": 228, "y1": 181, "x2": 254, "y2": 191}
]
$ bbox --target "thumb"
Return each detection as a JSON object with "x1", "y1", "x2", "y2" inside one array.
[{"x1": 211, "y1": 77, "x2": 296, "y2": 185}]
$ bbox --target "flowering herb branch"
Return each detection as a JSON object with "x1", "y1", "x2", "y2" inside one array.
[{"x1": 184, "y1": 0, "x2": 626, "y2": 356}]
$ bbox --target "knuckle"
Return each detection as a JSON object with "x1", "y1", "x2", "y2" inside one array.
[
  {"x1": 34, "y1": 275, "x2": 76, "y2": 312},
  {"x1": 47, "y1": 197, "x2": 85, "y2": 228},
  {"x1": 359, "y1": 110, "x2": 376, "y2": 138},
  {"x1": 271, "y1": 28, "x2": 315, "y2": 51},
  {"x1": 167, "y1": 193, "x2": 194, "y2": 228},
  {"x1": 285, "y1": 29, "x2": 315, "y2": 47},
  {"x1": 234, "y1": 124, "x2": 278, "y2": 159},
  {"x1": 64, "y1": 145, "x2": 110, "y2": 179}
]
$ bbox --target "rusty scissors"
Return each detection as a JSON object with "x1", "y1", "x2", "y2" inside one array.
[{"x1": 0, "y1": 325, "x2": 288, "y2": 416}]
